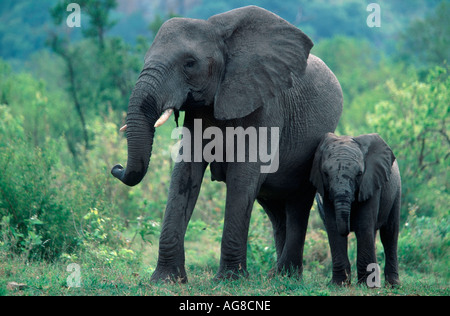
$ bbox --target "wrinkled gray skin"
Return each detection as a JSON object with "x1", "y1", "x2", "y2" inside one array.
[
  {"x1": 111, "y1": 6, "x2": 343, "y2": 282},
  {"x1": 311, "y1": 133, "x2": 401, "y2": 286}
]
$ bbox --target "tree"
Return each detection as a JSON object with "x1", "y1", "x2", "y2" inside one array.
[
  {"x1": 48, "y1": 0, "x2": 141, "y2": 156},
  {"x1": 313, "y1": 36, "x2": 412, "y2": 135},
  {"x1": 48, "y1": 35, "x2": 90, "y2": 152},
  {"x1": 0, "y1": 0, "x2": 55, "y2": 60},
  {"x1": 367, "y1": 66, "x2": 449, "y2": 219},
  {"x1": 398, "y1": 1, "x2": 450, "y2": 68},
  {"x1": 51, "y1": 0, "x2": 117, "y2": 49}
]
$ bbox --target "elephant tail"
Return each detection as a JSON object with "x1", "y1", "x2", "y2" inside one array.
[{"x1": 315, "y1": 193, "x2": 325, "y2": 223}]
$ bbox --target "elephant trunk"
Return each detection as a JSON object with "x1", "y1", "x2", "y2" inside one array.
[
  {"x1": 111, "y1": 77, "x2": 161, "y2": 186},
  {"x1": 334, "y1": 197, "x2": 351, "y2": 236}
]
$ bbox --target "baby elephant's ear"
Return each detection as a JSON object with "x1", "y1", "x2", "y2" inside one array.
[
  {"x1": 310, "y1": 133, "x2": 338, "y2": 197},
  {"x1": 353, "y1": 134, "x2": 396, "y2": 202},
  {"x1": 208, "y1": 6, "x2": 313, "y2": 120}
]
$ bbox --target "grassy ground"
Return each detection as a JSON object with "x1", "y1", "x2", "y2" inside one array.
[
  {"x1": 1, "y1": 202, "x2": 448, "y2": 296},
  {"x1": 1, "y1": 256, "x2": 448, "y2": 296},
  {"x1": 1, "y1": 210, "x2": 448, "y2": 296}
]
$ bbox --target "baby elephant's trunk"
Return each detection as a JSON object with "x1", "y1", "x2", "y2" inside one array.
[{"x1": 334, "y1": 199, "x2": 351, "y2": 236}]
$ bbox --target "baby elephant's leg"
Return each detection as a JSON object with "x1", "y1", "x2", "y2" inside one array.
[
  {"x1": 355, "y1": 229, "x2": 377, "y2": 285},
  {"x1": 380, "y1": 198, "x2": 401, "y2": 286}
]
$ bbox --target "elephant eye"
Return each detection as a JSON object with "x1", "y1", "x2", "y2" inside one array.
[
  {"x1": 357, "y1": 171, "x2": 363, "y2": 177},
  {"x1": 184, "y1": 60, "x2": 196, "y2": 68},
  {"x1": 323, "y1": 171, "x2": 329, "y2": 178}
]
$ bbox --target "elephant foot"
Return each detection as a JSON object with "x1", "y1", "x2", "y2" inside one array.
[
  {"x1": 275, "y1": 263, "x2": 303, "y2": 279},
  {"x1": 385, "y1": 274, "x2": 401, "y2": 288},
  {"x1": 214, "y1": 265, "x2": 249, "y2": 281},
  {"x1": 150, "y1": 264, "x2": 188, "y2": 284},
  {"x1": 330, "y1": 277, "x2": 351, "y2": 287},
  {"x1": 331, "y1": 270, "x2": 351, "y2": 286}
]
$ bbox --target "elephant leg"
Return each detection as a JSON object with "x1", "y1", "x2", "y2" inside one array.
[
  {"x1": 257, "y1": 197, "x2": 286, "y2": 262},
  {"x1": 323, "y1": 198, "x2": 351, "y2": 285},
  {"x1": 277, "y1": 184, "x2": 315, "y2": 277},
  {"x1": 380, "y1": 197, "x2": 401, "y2": 286},
  {"x1": 327, "y1": 230, "x2": 350, "y2": 285},
  {"x1": 151, "y1": 160, "x2": 207, "y2": 283},
  {"x1": 355, "y1": 199, "x2": 379, "y2": 285},
  {"x1": 355, "y1": 228, "x2": 377, "y2": 285},
  {"x1": 215, "y1": 166, "x2": 262, "y2": 280}
]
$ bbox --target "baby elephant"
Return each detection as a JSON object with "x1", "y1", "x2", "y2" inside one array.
[{"x1": 310, "y1": 133, "x2": 401, "y2": 286}]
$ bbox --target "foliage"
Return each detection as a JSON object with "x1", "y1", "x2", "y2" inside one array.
[
  {"x1": 399, "y1": 206, "x2": 449, "y2": 279},
  {"x1": 397, "y1": 1, "x2": 450, "y2": 68},
  {"x1": 0, "y1": 0, "x2": 442, "y2": 64},
  {"x1": 313, "y1": 36, "x2": 416, "y2": 135},
  {"x1": 51, "y1": 0, "x2": 118, "y2": 48},
  {"x1": 72, "y1": 208, "x2": 136, "y2": 265},
  {"x1": 0, "y1": 101, "x2": 158, "y2": 261},
  {"x1": 246, "y1": 209, "x2": 277, "y2": 271},
  {"x1": 0, "y1": 0, "x2": 55, "y2": 61},
  {"x1": 367, "y1": 67, "x2": 449, "y2": 219},
  {"x1": 47, "y1": 0, "x2": 141, "y2": 156},
  {"x1": 0, "y1": 104, "x2": 75, "y2": 258},
  {"x1": 46, "y1": 35, "x2": 141, "y2": 155}
]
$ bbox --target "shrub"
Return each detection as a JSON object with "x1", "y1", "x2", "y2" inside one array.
[
  {"x1": 0, "y1": 105, "x2": 83, "y2": 258},
  {"x1": 398, "y1": 206, "x2": 449, "y2": 281},
  {"x1": 367, "y1": 66, "x2": 449, "y2": 220},
  {"x1": 0, "y1": 105, "x2": 141, "y2": 260}
]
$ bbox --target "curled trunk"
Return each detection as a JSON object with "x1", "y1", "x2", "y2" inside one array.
[{"x1": 111, "y1": 80, "x2": 160, "y2": 186}]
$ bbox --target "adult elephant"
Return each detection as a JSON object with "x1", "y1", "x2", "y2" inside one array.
[{"x1": 111, "y1": 6, "x2": 343, "y2": 282}]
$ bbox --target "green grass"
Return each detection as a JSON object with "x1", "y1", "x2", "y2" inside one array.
[
  {"x1": 1, "y1": 209, "x2": 448, "y2": 296},
  {"x1": 1, "y1": 256, "x2": 448, "y2": 296}
]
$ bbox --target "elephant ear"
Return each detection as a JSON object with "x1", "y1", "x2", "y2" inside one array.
[
  {"x1": 310, "y1": 133, "x2": 339, "y2": 197},
  {"x1": 353, "y1": 133, "x2": 396, "y2": 202},
  {"x1": 208, "y1": 6, "x2": 313, "y2": 120}
]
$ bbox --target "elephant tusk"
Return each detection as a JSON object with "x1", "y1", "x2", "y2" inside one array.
[
  {"x1": 119, "y1": 124, "x2": 127, "y2": 132},
  {"x1": 154, "y1": 109, "x2": 174, "y2": 128}
]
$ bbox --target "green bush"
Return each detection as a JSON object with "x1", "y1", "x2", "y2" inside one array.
[
  {"x1": 367, "y1": 66, "x2": 449, "y2": 220},
  {"x1": 398, "y1": 206, "x2": 449, "y2": 280},
  {"x1": 0, "y1": 104, "x2": 138, "y2": 260},
  {"x1": 0, "y1": 105, "x2": 75, "y2": 258}
]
